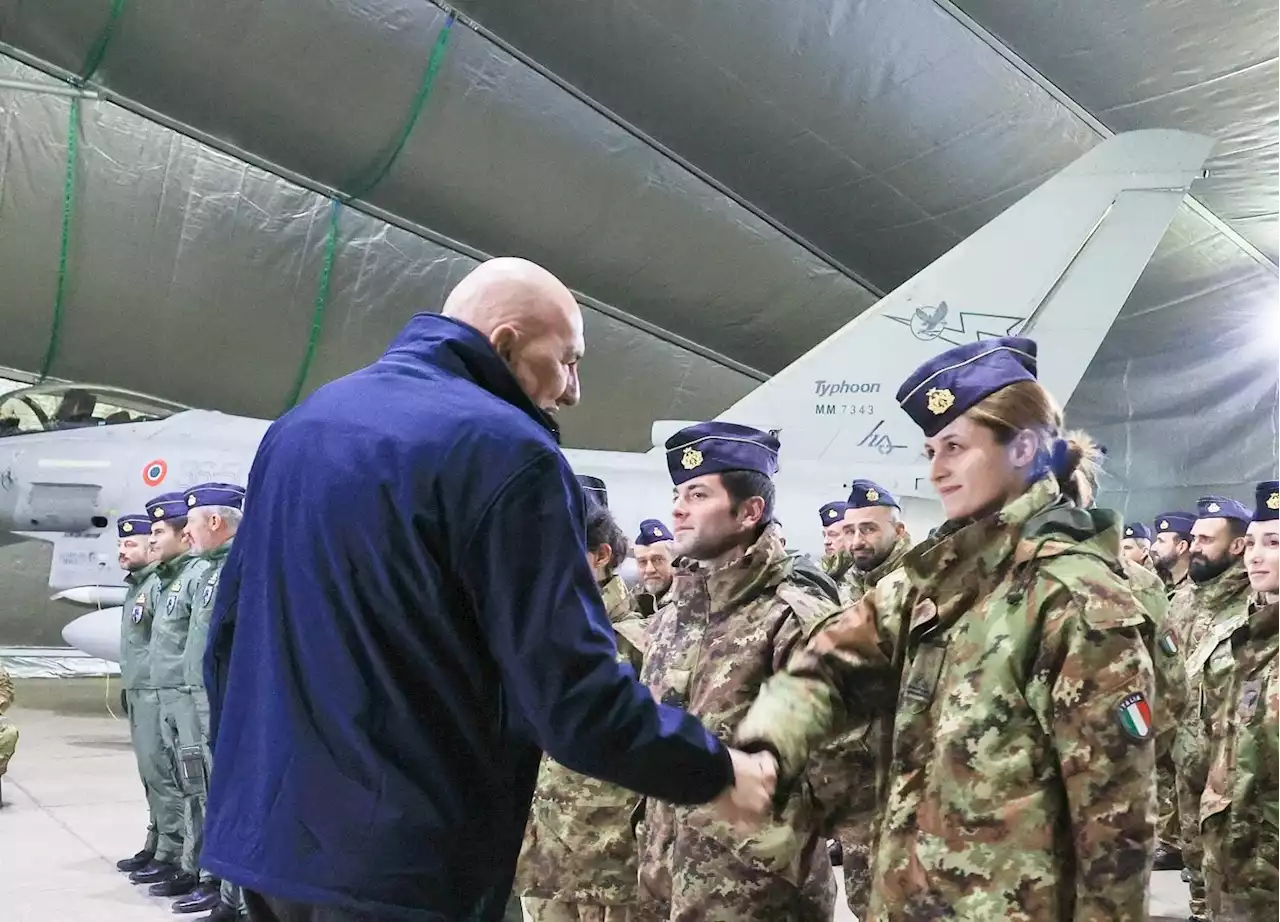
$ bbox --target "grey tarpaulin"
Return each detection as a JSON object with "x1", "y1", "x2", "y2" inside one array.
[{"x1": 0, "y1": 0, "x2": 1274, "y2": 515}]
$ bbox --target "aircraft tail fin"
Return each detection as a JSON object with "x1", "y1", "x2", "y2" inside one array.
[{"x1": 658, "y1": 130, "x2": 1212, "y2": 478}]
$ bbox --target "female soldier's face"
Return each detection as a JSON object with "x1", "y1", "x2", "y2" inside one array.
[
  {"x1": 1244, "y1": 521, "x2": 1279, "y2": 596},
  {"x1": 924, "y1": 415, "x2": 1036, "y2": 522}
]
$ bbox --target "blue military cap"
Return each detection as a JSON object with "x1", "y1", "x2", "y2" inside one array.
[
  {"x1": 847, "y1": 479, "x2": 899, "y2": 510},
  {"x1": 145, "y1": 492, "x2": 189, "y2": 521},
  {"x1": 664, "y1": 422, "x2": 780, "y2": 486},
  {"x1": 896, "y1": 337, "x2": 1038, "y2": 437},
  {"x1": 576, "y1": 475, "x2": 608, "y2": 508},
  {"x1": 818, "y1": 502, "x2": 848, "y2": 526},
  {"x1": 635, "y1": 519, "x2": 674, "y2": 546},
  {"x1": 1153, "y1": 512, "x2": 1196, "y2": 536},
  {"x1": 1123, "y1": 522, "x2": 1152, "y2": 542},
  {"x1": 1196, "y1": 495, "x2": 1251, "y2": 524},
  {"x1": 184, "y1": 482, "x2": 246, "y2": 511},
  {"x1": 1253, "y1": 480, "x2": 1279, "y2": 522},
  {"x1": 117, "y1": 513, "x2": 152, "y2": 538}
]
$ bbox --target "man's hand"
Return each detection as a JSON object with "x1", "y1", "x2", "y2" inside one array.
[{"x1": 713, "y1": 748, "x2": 778, "y2": 828}]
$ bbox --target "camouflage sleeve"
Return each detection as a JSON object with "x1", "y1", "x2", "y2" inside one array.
[
  {"x1": 0, "y1": 665, "x2": 13, "y2": 714},
  {"x1": 736, "y1": 594, "x2": 897, "y2": 780},
  {"x1": 1130, "y1": 569, "x2": 1185, "y2": 758},
  {"x1": 1029, "y1": 591, "x2": 1156, "y2": 922}
]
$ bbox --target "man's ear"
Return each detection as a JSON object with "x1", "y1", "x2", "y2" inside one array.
[
  {"x1": 738, "y1": 496, "x2": 766, "y2": 529},
  {"x1": 1229, "y1": 534, "x2": 1248, "y2": 558},
  {"x1": 489, "y1": 324, "x2": 519, "y2": 363}
]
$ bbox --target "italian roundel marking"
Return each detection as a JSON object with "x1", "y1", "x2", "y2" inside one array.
[
  {"x1": 1116, "y1": 692, "x2": 1152, "y2": 741},
  {"x1": 142, "y1": 459, "x2": 168, "y2": 487}
]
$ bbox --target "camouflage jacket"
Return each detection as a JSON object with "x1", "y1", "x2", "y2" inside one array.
[
  {"x1": 1199, "y1": 597, "x2": 1279, "y2": 904},
  {"x1": 737, "y1": 477, "x2": 1157, "y2": 922},
  {"x1": 844, "y1": 535, "x2": 912, "y2": 607},
  {"x1": 147, "y1": 552, "x2": 213, "y2": 690},
  {"x1": 0, "y1": 663, "x2": 12, "y2": 714},
  {"x1": 1122, "y1": 557, "x2": 1186, "y2": 758},
  {"x1": 184, "y1": 539, "x2": 234, "y2": 690},
  {"x1": 637, "y1": 525, "x2": 839, "y2": 910},
  {"x1": 1170, "y1": 563, "x2": 1252, "y2": 783},
  {"x1": 516, "y1": 575, "x2": 651, "y2": 904},
  {"x1": 119, "y1": 562, "x2": 160, "y2": 690},
  {"x1": 631, "y1": 580, "x2": 671, "y2": 618},
  {"x1": 808, "y1": 536, "x2": 912, "y2": 832}
]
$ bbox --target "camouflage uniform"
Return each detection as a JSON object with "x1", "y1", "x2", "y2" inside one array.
[
  {"x1": 631, "y1": 582, "x2": 670, "y2": 619},
  {"x1": 737, "y1": 477, "x2": 1157, "y2": 921},
  {"x1": 637, "y1": 525, "x2": 838, "y2": 922},
  {"x1": 810, "y1": 534, "x2": 911, "y2": 919},
  {"x1": 518, "y1": 575, "x2": 659, "y2": 922},
  {"x1": 121, "y1": 561, "x2": 186, "y2": 863},
  {"x1": 1170, "y1": 563, "x2": 1252, "y2": 919},
  {"x1": 151, "y1": 551, "x2": 213, "y2": 877},
  {"x1": 1122, "y1": 557, "x2": 1187, "y2": 855},
  {"x1": 1198, "y1": 596, "x2": 1279, "y2": 921},
  {"x1": 0, "y1": 661, "x2": 16, "y2": 777}
]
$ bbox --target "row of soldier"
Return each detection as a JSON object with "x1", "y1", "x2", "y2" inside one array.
[
  {"x1": 114, "y1": 484, "x2": 245, "y2": 921},
  {"x1": 507, "y1": 335, "x2": 1277, "y2": 922}
]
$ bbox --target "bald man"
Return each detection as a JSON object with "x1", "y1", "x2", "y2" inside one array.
[{"x1": 201, "y1": 259, "x2": 772, "y2": 922}]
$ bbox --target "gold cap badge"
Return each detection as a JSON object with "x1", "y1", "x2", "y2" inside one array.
[
  {"x1": 122, "y1": 522, "x2": 133, "y2": 533},
  {"x1": 926, "y1": 387, "x2": 955, "y2": 415},
  {"x1": 187, "y1": 494, "x2": 198, "y2": 507},
  {"x1": 153, "y1": 507, "x2": 165, "y2": 518},
  {"x1": 1268, "y1": 492, "x2": 1279, "y2": 510},
  {"x1": 681, "y1": 447, "x2": 703, "y2": 470},
  {"x1": 866, "y1": 488, "x2": 879, "y2": 502},
  {"x1": 827, "y1": 508, "x2": 838, "y2": 519},
  {"x1": 653, "y1": 527, "x2": 663, "y2": 537}
]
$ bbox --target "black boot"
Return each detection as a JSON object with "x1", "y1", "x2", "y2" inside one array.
[
  {"x1": 203, "y1": 903, "x2": 242, "y2": 922},
  {"x1": 117, "y1": 849, "x2": 155, "y2": 873},
  {"x1": 130, "y1": 860, "x2": 180, "y2": 885},
  {"x1": 1152, "y1": 843, "x2": 1185, "y2": 871},
  {"x1": 172, "y1": 882, "x2": 222, "y2": 914},
  {"x1": 149, "y1": 872, "x2": 198, "y2": 897}
]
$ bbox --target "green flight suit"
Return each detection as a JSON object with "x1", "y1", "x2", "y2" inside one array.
[
  {"x1": 151, "y1": 551, "x2": 212, "y2": 876},
  {"x1": 185, "y1": 538, "x2": 241, "y2": 907},
  {"x1": 121, "y1": 561, "x2": 186, "y2": 863}
]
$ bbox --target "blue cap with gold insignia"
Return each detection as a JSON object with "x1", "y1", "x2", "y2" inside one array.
[
  {"x1": 635, "y1": 519, "x2": 674, "y2": 545},
  {"x1": 1153, "y1": 512, "x2": 1196, "y2": 537},
  {"x1": 576, "y1": 475, "x2": 608, "y2": 508},
  {"x1": 145, "y1": 492, "x2": 188, "y2": 521},
  {"x1": 1196, "y1": 495, "x2": 1251, "y2": 524},
  {"x1": 847, "y1": 479, "x2": 899, "y2": 509},
  {"x1": 117, "y1": 514, "x2": 152, "y2": 538},
  {"x1": 818, "y1": 502, "x2": 848, "y2": 526},
  {"x1": 1253, "y1": 480, "x2": 1279, "y2": 522},
  {"x1": 1123, "y1": 522, "x2": 1152, "y2": 542},
  {"x1": 896, "y1": 337, "x2": 1038, "y2": 437},
  {"x1": 664, "y1": 422, "x2": 780, "y2": 486},
  {"x1": 184, "y1": 482, "x2": 246, "y2": 511}
]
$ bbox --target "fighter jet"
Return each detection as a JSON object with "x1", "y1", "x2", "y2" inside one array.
[{"x1": 0, "y1": 130, "x2": 1213, "y2": 662}]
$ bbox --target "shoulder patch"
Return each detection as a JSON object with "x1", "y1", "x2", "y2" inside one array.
[
  {"x1": 130, "y1": 599, "x2": 146, "y2": 624},
  {"x1": 1158, "y1": 629, "x2": 1179, "y2": 657},
  {"x1": 1116, "y1": 692, "x2": 1153, "y2": 741}
]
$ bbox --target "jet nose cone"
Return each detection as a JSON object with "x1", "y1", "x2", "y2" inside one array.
[{"x1": 61, "y1": 608, "x2": 123, "y2": 664}]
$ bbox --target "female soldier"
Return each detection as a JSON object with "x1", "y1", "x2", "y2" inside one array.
[
  {"x1": 517, "y1": 498, "x2": 657, "y2": 922},
  {"x1": 1198, "y1": 479, "x2": 1278, "y2": 921},
  {"x1": 736, "y1": 336, "x2": 1156, "y2": 921}
]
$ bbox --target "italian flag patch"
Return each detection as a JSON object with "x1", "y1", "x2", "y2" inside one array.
[
  {"x1": 1158, "y1": 630, "x2": 1179, "y2": 656},
  {"x1": 1116, "y1": 692, "x2": 1152, "y2": 741}
]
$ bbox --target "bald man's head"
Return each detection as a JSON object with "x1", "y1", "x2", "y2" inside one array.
[{"x1": 443, "y1": 258, "x2": 584, "y2": 413}]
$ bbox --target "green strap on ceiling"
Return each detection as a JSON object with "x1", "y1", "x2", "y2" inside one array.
[
  {"x1": 37, "y1": 0, "x2": 127, "y2": 381},
  {"x1": 40, "y1": 95, "x2": 81, "y2": 381},
  {"x1": 283, "y1": 12, "x2": 455, "y2": 411}
]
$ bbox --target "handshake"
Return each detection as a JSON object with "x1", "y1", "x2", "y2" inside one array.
[{"x1": 713, "y1": 748, "x2": 780, "y2": 827}]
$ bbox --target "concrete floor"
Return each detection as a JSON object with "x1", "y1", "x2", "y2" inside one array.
[{"x1": 0, "y1": 679, "x2": 1191, "y2": 921}]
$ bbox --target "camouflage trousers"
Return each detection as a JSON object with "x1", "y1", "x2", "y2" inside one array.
[
  {"x1": 833, "y1": 825, "x2": 873, "y2": 919},
  {"x1": 1204, "y1": 869, "x2": 1279, "y2": 922},
  {"x1": 158, "y1": 687, "x2": 209, "y2": 877},
  {"x1": 524, "y1": 897, "x2": 662, "y2": 922},
  {"x1": 1156, "y1": 751, "x2": 1179, "y2": 849},
  {"x1": 0, "y1": 716, "x2": 17, "y2": 775},
  {"x1": 1175, "y1": 766, "x2": 1208, "y2": 919},
  {"x1": 127, "y1": 688, "x2": 184, "y2": 863}
]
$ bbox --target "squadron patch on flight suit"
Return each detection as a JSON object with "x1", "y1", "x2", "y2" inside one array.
[
  {"x1": 131, "y1": 598, "x2": 146, "y2": 624},
  {"x1": 203, "y1": 575, "x2": 218, "y2": 606}
]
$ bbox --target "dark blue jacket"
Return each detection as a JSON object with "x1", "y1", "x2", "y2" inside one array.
[{"x1": 203, "y1": 315, "x2": 731, "y2": 921}]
